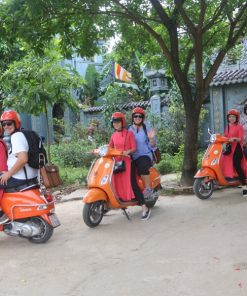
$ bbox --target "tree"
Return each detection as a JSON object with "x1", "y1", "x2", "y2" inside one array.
[
  {"x1": 2, "y1": 0, "x2": 247, "y2": 185},
  {"x1": 0, "y1": 49, "x2": 84, "y2": 162},
  {"x1": 0, "y1": 19, "x2": 27, "y2": 112},
  {"x1": 81, "y1": 64, "x2": 100, "y2": 106}
]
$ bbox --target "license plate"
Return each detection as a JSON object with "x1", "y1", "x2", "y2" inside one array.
[{"x1": 49, "y1": 214, "x2": 61, "y2": 228}]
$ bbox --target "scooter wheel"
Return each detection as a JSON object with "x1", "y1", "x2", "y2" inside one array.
[
  {"x1": 193, "y1": 178, "x2": 214, "y2": 200},
  {"x1": 83, "y1": 201, "x2": 104, "y2": 228},
  {"x1": 28, "y1": 217, "x2": 54, "y2": 244}
]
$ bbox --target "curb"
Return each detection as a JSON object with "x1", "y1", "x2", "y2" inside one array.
[
  {"x1": 160, "y1": 185, "x2": 194, "y2": 195},
  {"x1": 56, "y1": 197, "x2": 82, "y2": 203},
  {"x1": 55, "y1": 186, "x2": 194, "y2": 204}
]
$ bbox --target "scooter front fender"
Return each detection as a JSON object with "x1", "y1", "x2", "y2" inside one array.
[
  {"x1": 83, "y1": 188, "x2": 108, "y2": 203},
  {"x1": 194, "y1": 167, "x2": 216, "y2": 180}
]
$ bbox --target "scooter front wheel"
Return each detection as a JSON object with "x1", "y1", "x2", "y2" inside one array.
[
  {"x1": 83, "y1": 201, "x2": 104, "y2": 228},
  {"x1": 193, "y1": 178, "x2": 214, "y2": 200}
]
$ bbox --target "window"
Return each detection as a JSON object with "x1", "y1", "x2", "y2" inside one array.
[
  {"x1": 161, "y1": 78, "x2": 167, "y2": 86},
  {"x1": 152, "y1": 79, "x2": 157, "y2": 87}
]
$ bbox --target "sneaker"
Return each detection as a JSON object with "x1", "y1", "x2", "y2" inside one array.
[
  {"x1": 0, "y1": 212, "x2": 9, "y2": 224},
  {"x1": 141, "y1": 208, "x2": 151, "y2": 221},
  {"x1": 243, "y1": 189, "x2": 247, "y2": 197},
  {"x1": 143, "y1": 188, "x2": 153, "y2": 199}
]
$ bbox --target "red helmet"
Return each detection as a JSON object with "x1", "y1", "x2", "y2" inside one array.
[
  {"x1": 227, "y1": 109, "x2": 240, "y2": 122},
  {"x1": 111, "y1": 112, "x2": 127, "y2": 128},
  {"x1": 0, "y1": 110, "x2": 21, "y2": 129},
  {"x1": 132, "y1": 107, "x2": 145, "y2": 120}
]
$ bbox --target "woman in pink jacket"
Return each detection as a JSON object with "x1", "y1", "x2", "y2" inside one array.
[{"x1": 222, "y1": 109, "x2": 247, "y2": 196}]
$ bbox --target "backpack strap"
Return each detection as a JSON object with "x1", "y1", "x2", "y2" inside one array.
[
  {"x1": 142, "y1": 124, "x2": 149, "y2": 142},
  {"x1": 23, "y1": 166, "x2": 28, "y2": 180}
]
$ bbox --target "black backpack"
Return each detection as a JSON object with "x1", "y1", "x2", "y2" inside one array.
[{"x1": 21, "y1": 130, "x2": 47, "y2": 169}]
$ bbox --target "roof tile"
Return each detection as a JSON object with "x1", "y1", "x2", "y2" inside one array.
[{"x1": 210, "y1": 68, "x2": 247, "y2": 86}]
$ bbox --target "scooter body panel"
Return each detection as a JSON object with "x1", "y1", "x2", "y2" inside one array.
[
  {"x1": 136, "y1": 167, "x2": 161, "y2": 190},
  {"x1": 83, "y1": 188, "x2": 108, "y2": 203},
  {"x1": 194, "y1": 167, "x2": 217, "y2": 180},
  {"x1": 84, "y1": 146, "x2": 161, "y2": 212},
  {"x1": 87, "y1": 157, "x2": 114, "y2": 190},
  {"x1": 1, "y1": 189, "x2": 54, "y2": 220},
  {"x1": 195, "y1": 133, "x2": 243, "y2": 187}
]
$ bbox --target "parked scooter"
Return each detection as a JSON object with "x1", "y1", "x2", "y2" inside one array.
[
  {"x1": 0, "y1": 183, "x2": 60, "y2": 243},
  {"x1": 193, "y1": 130, "x2": 246, "y2": 199},
  {"x1": 82, "y1": 145, "x2": 161, "y2": 227}
]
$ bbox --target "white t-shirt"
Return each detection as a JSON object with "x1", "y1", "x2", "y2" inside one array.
[{"x1": 8, "y1": 132, "x2": 39, "y2": 180}]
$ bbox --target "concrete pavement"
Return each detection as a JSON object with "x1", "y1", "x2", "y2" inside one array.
[{"x1": 0, "y1": 187, "x2": 247, "y2": 296}]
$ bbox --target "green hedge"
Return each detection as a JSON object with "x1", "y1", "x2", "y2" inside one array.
[{"x1": 50, "y1": 141, "x2": 95, "y2": 168}]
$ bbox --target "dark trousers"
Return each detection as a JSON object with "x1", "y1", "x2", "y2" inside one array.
[
  {"x1": 0, "y1": 175, "x2": 38, "y2": 191},
  {"x1": 131, "y1": 162, "x2": 145, "y2": 205},
  {"x1": 233, "y1": 144, "x2": 245, "y2": 185}
]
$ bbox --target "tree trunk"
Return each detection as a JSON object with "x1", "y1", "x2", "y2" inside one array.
[
  {"x1": 44, "y1": 102, "x2": 51, "y2": 164},
  {"x1": 180, "y1": 94, "x2": 201, "y2": 186}
]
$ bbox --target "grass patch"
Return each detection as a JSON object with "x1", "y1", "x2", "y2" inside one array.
[{"x1": 59, "y1": 166, "x2": 88, "y2": 186}]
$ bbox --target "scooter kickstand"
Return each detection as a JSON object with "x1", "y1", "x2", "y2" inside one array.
[{"x1": 122, "y1": 208, "x2": 131, "y2": 221}]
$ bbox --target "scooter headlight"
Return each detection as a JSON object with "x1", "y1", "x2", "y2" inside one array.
[
  {"x1": 98, "y1": 145, "x2": 109, "y2": 157},
  {"x1": 210, "y1": 134, "x2": 216, "y2": 143}
]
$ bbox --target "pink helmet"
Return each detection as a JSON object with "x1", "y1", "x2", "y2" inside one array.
[
  {"x1": 227, "y1": 109, "x2": 240, "y2": 122},
  {"x1": 111, "y1": 112, "x2": 127, "y2": 128}
]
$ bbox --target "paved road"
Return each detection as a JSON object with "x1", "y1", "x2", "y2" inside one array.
[{"x1": 1, "y1": 187, "x2": 247, "y2": 296}]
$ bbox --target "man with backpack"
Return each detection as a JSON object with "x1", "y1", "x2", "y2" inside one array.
[{"x1": 0, "y1": 110, "x2": 40, "y2": 191}]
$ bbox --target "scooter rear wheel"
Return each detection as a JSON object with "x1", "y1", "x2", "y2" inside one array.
[
  {"x1": 83, "y1": 201, "x2": 104, "y2": 228},
  {"x1": 28, "y1": 217, "x2": 54, "y2": 244},
  {"x1": 193, "y1": 178, "x2": 214, "y2": 200}
]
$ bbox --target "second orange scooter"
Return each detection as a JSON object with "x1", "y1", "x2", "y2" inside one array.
[
  {"x1": 0, "y1": 182, "x2": 60, "y2": 243},
  {"x1": 193, "y1": 130, "x2": 247, "y2": 199},
  {"x1": 82, "y1": 145, "x2": 161, "y2": 227}
]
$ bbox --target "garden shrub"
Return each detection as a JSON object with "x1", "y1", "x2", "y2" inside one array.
[
  {"x1": 156, "y1": 146, "x2": 184, "y2": 174},
  {"x1": 156, "y1": 158, "x2": 174, "y2": 174},
  {"x1": 60, "y1": 166, "x2": 88, "y2": 185},
  {"x1": 51, "y1": 141, "x2": 95, "y2": 168}
]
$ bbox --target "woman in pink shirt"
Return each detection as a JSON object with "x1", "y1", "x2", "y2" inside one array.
[
  {"x1": 222, "y1": 109, "x2": 247, "y2": 196},
  {"x1": 109, "y1": 112, "x2": 136, "y2": 202},
  {"x1": 109, "y1": 112, "x2": 151, "y2": 220}
]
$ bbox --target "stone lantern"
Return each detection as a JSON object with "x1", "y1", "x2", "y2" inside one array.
[
  {"x1": 144, "y1": 69, "x2": 169, "y2": 115},
  {"x1": 145, "y1": 69, "x2": 169, "y2": 96}
]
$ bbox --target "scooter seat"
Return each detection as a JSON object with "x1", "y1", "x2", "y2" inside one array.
[
  {"x1": 4, "y1": 183, "x2": 40, "y2": 193},
  {"x1": 225, "y1": 177, "x2": 240, "y2": 182}
]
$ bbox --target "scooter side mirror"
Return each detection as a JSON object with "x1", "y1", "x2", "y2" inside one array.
[{"x1": 207, "y1": 128, "x2": 212, "y2": 135}]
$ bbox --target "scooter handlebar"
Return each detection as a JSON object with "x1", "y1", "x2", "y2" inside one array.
[
  {"x1": 210, "y1": 134, "x2": 229, "y2": 143},
  {"x1": 93, "y1": 145, "x2": 123, "y2": 157}
]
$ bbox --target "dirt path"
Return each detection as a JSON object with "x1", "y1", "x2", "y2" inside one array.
[{"x1": 0, "y1": 187, "x2": 247, "y2": 296}]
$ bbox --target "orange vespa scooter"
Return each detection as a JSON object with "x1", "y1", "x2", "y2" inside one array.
[
  {"x1": 0, "y1": 183, "x2": 60, "y2": 243},
  {"x1": 82, "y1": 145, "x2": 161, "y2": 228},
  {"x1": 193, "y1": 130, "x2": 247, "y2": 199}
]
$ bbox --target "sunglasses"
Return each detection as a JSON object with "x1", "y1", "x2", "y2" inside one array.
[
  {"x1": 133, "y1": 115, "x2": 143, "y2": 119},
  {"x1": 112, "y1": 119, "x2": 122, "y2": 123},
  {"x1": 2, "y1": 121, "x2": 14, "y2": 127}
]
